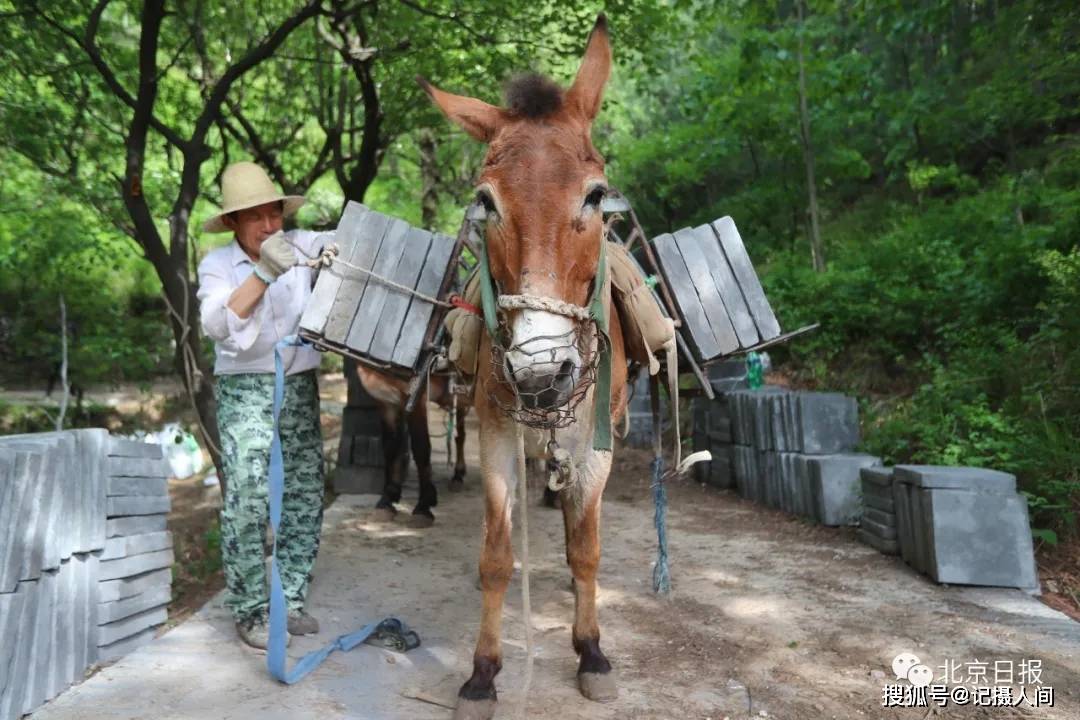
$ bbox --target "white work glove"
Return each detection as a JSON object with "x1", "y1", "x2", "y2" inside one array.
[{"x1": 253, "y1": 231, "x2": 295, "y2": 284}]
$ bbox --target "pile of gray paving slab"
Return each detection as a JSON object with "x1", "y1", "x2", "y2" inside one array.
[
  {"x1": 0, "y1": 429, "x2": 174, "y2": 719},
  {"x1": 689, "y1": 363, "x2": 1039, "y2": 594}
]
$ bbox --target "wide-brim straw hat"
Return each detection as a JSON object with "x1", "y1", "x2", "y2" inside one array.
[{"x1": 202, "y1": 161, "x2": 306, "y2": 233}]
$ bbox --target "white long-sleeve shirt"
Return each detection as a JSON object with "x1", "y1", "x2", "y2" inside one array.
[{"x1": 197, "y1": 229, "x2": 330, "y2": 376}]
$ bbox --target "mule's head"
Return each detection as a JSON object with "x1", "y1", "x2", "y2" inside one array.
[{"x1": 420, "y1": 16, "x2": 611, "y2": 411}]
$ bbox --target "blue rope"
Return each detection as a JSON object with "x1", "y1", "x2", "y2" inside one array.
[
  {"x1": 650, "y1": 456, "x2": 670, "y2": 594},
  {"x1": 267, "y1": 335, "x2": 417, "y2": 684},
  {"x1": 648, "y1": 372, "x2": 671, "y2": 596}
]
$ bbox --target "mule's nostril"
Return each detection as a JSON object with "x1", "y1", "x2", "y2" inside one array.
[{"x1": 557, "y1": 360, "x2": 574, "y2": 379}]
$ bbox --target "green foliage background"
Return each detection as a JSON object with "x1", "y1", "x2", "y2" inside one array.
[{"x1": 0, "y1": 0, "x2": 1077, "y2": 537}]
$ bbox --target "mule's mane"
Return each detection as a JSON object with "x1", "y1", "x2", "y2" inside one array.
[{"x1": 504, "y1": 73, "x2": 563, "y2": 119}]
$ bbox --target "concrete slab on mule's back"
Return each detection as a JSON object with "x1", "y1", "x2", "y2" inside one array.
[{"x1": 298, "y1": 201, "x2": 458, "y2": 372}]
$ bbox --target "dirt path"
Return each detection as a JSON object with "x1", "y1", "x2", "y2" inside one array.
[{"x1": 33, "y1": 406, "x2": 1080, "y2": 720}]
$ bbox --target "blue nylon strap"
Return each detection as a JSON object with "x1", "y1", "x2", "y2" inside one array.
[{"x1": 267, "y1": 336, "x2": 417, "y2": 684}]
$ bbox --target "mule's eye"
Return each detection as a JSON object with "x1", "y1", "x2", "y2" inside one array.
[
  {"x1": 584, "y1": 186, "x2": 607, "y2": 209},
  {"x1": 476, "y1": 190, "x2": 497, "y2": 215}
]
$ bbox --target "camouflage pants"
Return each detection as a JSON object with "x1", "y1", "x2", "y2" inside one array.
[{"x1": 215, "y1": 370, "x2": 324, "y2": 624}]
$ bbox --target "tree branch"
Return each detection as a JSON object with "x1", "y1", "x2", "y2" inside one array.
[
  {"x1": 32, "y1": 0, "x2": 187, "y2": 149},
  {"x1": 190, "y1": 0, "x2": 324, "y2": 146},
  {"x1": 219, "y1": 104, "x2": 289, "y2": 188},
  {"x1": 395, "y1": 0, "x2": 495, "y2": 43},
  {"x1": 153, "y1": 32, "x2": 195, "y2": 84}
]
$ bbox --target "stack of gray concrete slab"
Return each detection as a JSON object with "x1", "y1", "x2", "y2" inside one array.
[
  {"x1": 0, "y1": 429, "x2": 110, "y2": 719},
  {"x1": 857, "y1": 466, "x2": 899, "y2": 554},
  {"x1": 727, "y1": 388, "x2": 879, "y2": 525},
  {"x1": 690, "y1": 395, "x2": 734, "y2": 489},
  {"x1": 0, "y1": 430, "x2": 173, "y2": 719},
  {"x1": 689, "y1": 359, "x2": 748, "y2": 490},
  {"x1": 624, "y1": 371, "x2": 670, "y2": 449},
  {"x1": 99, "y1": 436, "x2": 173, "y2": 662},
  {"x1": 730, "y1": 389, "x2": 860, "y2": 454},
  {"x1": 893, "y1": 465, "x2": 1038, "y2": 591},
  {"x1": 704, "y1": 358, "x2": 750, "y2": 395}
]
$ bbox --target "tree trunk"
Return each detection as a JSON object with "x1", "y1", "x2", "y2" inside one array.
[
  {"x1": 56, "y1": 295, "x2": 69, "y2": 432},
  {"x1": 796, "y1": 0, "x2": 826, "y2": 272},
  {"x1": 418, "y1": 128, "x2": 440, "y2": 228},
  {"x1": 745, "y1": 135, "x2": 762, "y2": 180}
]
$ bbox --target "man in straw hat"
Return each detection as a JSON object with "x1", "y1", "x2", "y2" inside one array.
[{"x1": 197, "y1": 161, "x2": 327, "y2": 649}]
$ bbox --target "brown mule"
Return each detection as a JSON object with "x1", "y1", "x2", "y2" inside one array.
[
  {"x1": 420, "y1": 14, "x2": 628, "y2": 719},
  {"x1": 355, "y1": 365, "x2": 469, "y2": 526}
]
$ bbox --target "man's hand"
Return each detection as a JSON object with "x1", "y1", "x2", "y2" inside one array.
[{"x1": 254, "y1": 231, "x2": 295, "y2": 283}]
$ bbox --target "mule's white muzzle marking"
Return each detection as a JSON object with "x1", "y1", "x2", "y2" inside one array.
[{"x1": 504, "y1": 309, "x2": 582, "y2": 410}]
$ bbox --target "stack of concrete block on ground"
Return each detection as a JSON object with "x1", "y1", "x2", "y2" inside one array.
[
  {"x1": 723, "y1": 387, "x2": 881, "y2": 526},
  {"x1": 624, "y1": 370, "x2": 670, "y2": 449},
  {"x1": 0, "y1": 429, "x2": 108, "y2": 719},
  {"x1": 0, "y1": 430, "x2": 173, "y2": 720},
  {"x1": 99, "y1": 437, "x2": 174, "y2": 661},
  {"x1": 860, "y1": 465, "x2": 1038, "y2": 592},
  {"x1": 693, "y1": 385, "x2": 1039, "y2": 593},
  {"x1": 857, "y1": 466, "x2": 900, "y2": 554},
  {"x1": 690, "y1": 359, "x2": 749, "y2": 489}
]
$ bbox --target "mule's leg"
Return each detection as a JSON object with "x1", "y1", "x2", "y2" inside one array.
[
  {"x1": 455, "y1": 422, "x2": 520, "y2": 720},
  {"x1": 561, "y1": 450, "x2": 617, "y2": 702},
  {"x1": 374, "y1": 405, "x2": 405, "y2": 522},
  {"x1": 449, "y1": 403, "x2": 467, "y2": 489},
  {"x1": 407, "y1": 400, "x2": 437, "y2": 527}
]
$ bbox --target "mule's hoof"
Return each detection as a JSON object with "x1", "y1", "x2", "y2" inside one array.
[
  {"x1": 578, "y1": 671, "x2": 618, "y2": 703},
  {"x1": 452, "y1": 698, "x2": 496, "y2": 720},
  {"x1": 406, "y1": 513, "x2": 435, "y2": 529},
  {"x1": 447, "y1": 478, "x2": 465, "y2": 492},
  {"x1": 372, "y1": 507, "x2": 397, "y2": 522}
]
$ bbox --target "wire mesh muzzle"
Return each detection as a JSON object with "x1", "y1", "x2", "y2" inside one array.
[{"x1": 487, "y1": 312, "x2": 605, "y2": 430}]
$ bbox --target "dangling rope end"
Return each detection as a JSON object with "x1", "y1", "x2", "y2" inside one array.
[{"x1": 673, "y1": 450, "x2": 711, "y2": 480}]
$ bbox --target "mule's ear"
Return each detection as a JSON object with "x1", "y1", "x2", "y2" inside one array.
[
  {"x1": 416, "y1": 76, "x2": 503, "y2": 143},
  {"x1": 565, "y1": 14, "x2": 612, "y2": 123}
]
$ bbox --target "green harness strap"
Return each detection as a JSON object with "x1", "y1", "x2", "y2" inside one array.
[
  {"x1": 477, "y1": 228, "x2": 501, "y2": 338},
  {"x1": 590, "y1": 242, "x2": 612, "y2": 451},
  {"x1": 474, "y1": 230, "x2": 613, "y2": 451}
]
